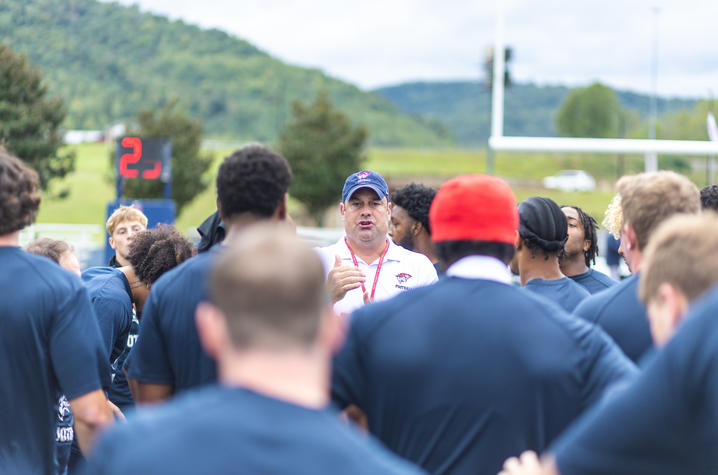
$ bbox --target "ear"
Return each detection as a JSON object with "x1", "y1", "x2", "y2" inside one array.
[
  {"x1": 108, "y1": 236, "x2": 116, "y2": 250},
  {"x1": 657, "y1": 283, "x2": 690, "y2": 328},
  {"x1": 272, "y1": 193, "x2": 288, "y2": 221},
  {"x1": 411, "y1": 220, "x2": 422, "y2": 237},
  {"x1": 514, "y1": 232, "x2": 523, "y2": 250},
  {"x1": 195, "y1": 302, "x2": 228, "y2": 361},
  {"x1": 318, "y1": 306, "x2": 347, "y2": 355},
  {"x1": 217, "y1": 201, "x2": 228, "y2": 223},
  {"x1": 582, "y1": 239, "x2": 591, "y2": 253},
  {"x1": 623, "y1": 224, "x2": 638, "y2": 252}
]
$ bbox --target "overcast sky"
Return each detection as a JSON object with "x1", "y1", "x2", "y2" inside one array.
[{"x1": 111, "y1": 0, "x2": 718, "y2": 98}]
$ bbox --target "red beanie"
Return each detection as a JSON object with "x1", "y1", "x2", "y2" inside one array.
[{"x1": 430, "y1": 174, "x2": 518, "y2": 244}]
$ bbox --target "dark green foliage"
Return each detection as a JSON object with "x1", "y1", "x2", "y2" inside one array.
[
  {"x1": 556, "y1": 82, "x2": 626, "y2": 138},
  {"x1": 0, "y1": 0, "x2": 452, "y2": 147},
  {"x1": 279, "y1": 91, "x2": 368, "y2": 225},
  {"x1": 375, "y1": 81, "x2": 696, "y2": 145},
  {"x1": 121, "y1": 100, "x2": 213, "y2": 215},
  {"x1": 0, "y1": 43, "x2": 74, "y2": 189}
]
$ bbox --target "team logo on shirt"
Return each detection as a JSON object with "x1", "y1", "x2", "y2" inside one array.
[
  {"x1": 57, "y1": 396, "x2": 71, "y2": 422},
  {"x1": 396, "y1": 273, "x2": 412, "y2": 284}
]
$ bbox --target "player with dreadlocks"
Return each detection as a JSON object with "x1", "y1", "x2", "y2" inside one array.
[{"x1": 559, "y1": 205, "x2": 616, "y2": 294}]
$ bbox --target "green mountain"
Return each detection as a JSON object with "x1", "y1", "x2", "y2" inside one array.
[
  {"x1": 0, "y1": 0, "x2": 453, "y2": 146},
  {"x1": 374, "y1": 81, "x2": 697, "y2": 146}
]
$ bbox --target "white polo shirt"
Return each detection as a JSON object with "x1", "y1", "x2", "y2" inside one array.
[{"x1": 315, "y1": 236, "x2": 438, "y2": 316}]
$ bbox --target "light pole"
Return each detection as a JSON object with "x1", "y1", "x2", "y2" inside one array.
[{"x1": 645, "y1": 6, "x2": 660, "y2": 172}]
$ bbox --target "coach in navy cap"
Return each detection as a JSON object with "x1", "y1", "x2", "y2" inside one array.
[
  {"x1": 315, "y1": 170, "x2": 437, "y2": 316},
  {"x1": 331, "y1": 174, "x2": 636, "y2": 475}
]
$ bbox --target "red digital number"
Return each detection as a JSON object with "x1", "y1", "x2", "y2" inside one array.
[
  {"x1": 142, "y1": 161, "x2": 162, "y2": 179},
  {"x1": 119, "y1": 137, "x2": 142, "y2": 178}
]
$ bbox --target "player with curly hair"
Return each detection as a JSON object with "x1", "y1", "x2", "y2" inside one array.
[
  {"x1": 0, "y1": 149, "x2": 113, "y2": 473},
  {"x1": 125, "y1": 145, "x2": 293, "y2": 405},
  {"x1": 390, "y1": 183, "x2": 439, "y2": 271}
]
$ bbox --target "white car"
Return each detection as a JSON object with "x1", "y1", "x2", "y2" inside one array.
[{"x1": 543, "y1": 170, "x2": 596, "y2": 192}]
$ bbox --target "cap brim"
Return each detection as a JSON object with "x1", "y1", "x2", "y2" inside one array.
[{"x1": 344, "y1": 184, "x2": 386, "y2": 202}]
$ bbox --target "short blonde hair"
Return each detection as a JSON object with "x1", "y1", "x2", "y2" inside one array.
[
  {"x1": 639, "y1": 213, "x2": 718, "y2": 304},
  {"x1": 616, "y1": 171, "x2": 700, "y2": 250},
  {"x1": 106, "y1": 206, "x2": 148, "y2": 235}
]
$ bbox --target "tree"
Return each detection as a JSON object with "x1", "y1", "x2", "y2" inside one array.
[
  {"x1": 279, "y1": 91, "x2": 368, "y2": 225},
  {"x1": 0, "y1": 43, "x2": 74, "y2": 189},
  {"x1": 556, "y1": 82, "x2": 627, "y2": 138},
  {"x1": 121, "y1": 100, "x2": 213, "y2": 215}
]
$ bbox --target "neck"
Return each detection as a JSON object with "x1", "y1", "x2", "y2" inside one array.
[
  {"x1": 224, "y1": 213, "x2": 274, "y2": 243},
  {"x1": 520, "y1": 255, "x2": 565, "y2": 286},
  {"x1": 0, "y1": 231, "x2": 20, "y2": 247},
  {"x1": 119, "y1": 266, "x2": 147, "y2": 311},
  {"x1": 414, "y1": 233, "x2": 438, "y2": 264},
  {"x1": 218, "y1": 347, "x2": 329, "y2": 409},
  {"x1": 346, "y1": 236, "x2": 388, "y2": 264},
  {"x1": 559, "y1": 254, "x2": 589, "y2": 277}
]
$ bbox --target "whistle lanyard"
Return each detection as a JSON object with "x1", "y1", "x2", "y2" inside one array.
[{"x1": 344, "y1": 237, "x2": 390, "y2": 301}]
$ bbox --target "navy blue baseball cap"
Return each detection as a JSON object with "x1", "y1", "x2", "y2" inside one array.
[{"x1": 342, "y1": 170, "x2": 390, "y2": 202}]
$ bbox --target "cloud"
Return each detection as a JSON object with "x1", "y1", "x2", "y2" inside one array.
[{"x1": 111, "y1": 0, "x2": 718, "y2": 97}]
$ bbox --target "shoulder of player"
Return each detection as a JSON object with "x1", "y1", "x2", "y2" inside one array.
[
  {"x1": 151, "y1": 251, "x2": 213, "y2": 294},
  {"x1": 18, "y1": 250, "x2": 83, "y2": 296}
]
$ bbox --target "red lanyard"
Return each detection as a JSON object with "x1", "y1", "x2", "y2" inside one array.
[{"x1": 344, "y1": 237, "x2": 390, "y2": 302}]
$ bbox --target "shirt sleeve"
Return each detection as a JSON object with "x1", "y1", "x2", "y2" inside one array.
[
  {"x1": 415, "y1": 254, "x2": 438, "y2": 286},
  {"x1": 91, "y1": 294, "x2": 131, "y2": 362},
  {"x1": 565, "y1": 313, "x2": 638, "y2": 410},
  {"x1": 50, "y1": 282, "x2": 111, "y2": 400},
  {"x1": 125, "y1": 288, "x2": 175, "y2": 385}
]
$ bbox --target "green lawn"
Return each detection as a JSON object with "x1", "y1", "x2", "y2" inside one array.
[{"x1": 35, "y1": 143, "x2": 705, "y2": 237}]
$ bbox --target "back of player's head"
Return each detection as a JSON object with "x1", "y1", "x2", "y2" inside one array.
[
  {"x1": 216, "y1": 145, "x2": 292, "y2": 220},
  {"x1": 617, "y1": 171, "x2": 700, "y2": 251},
  {"x1": 700, "y1": 184, "x2": 718, "y2": 211},
  {"x1": 430, "y1": 174, "x2": 518, "y2": 267},
  {"x1": 105, "y1": 206, "x2": 148, "y2": 236},
  {"x1": 391, "y1": 183, "x2": 437, "y2": 234},
  {"x1": 209, "y1": 223, "x2": 326, "y2": 351},
  {"x1": 127, "y1": 224, "x2": 196, "y2": 285},
  {"x1": 0, "y1": 148, "x2": 41, "y2": 235},
  {"x1": 25, "y1": 237, "x2": 72, "y2": 264},
  {"x1": 639, "y1": 213, "x2": 718, "y2": 306},
  {"x1": 518, "y1": 197, "x2": 567, "y2": 260}
]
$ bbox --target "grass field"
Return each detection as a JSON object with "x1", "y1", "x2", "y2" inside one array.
[{"x1": 35, "y1": 142, "x2": 709, "y2": 240}]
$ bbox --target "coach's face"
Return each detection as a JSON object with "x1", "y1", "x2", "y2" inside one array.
[{"x1": 340, "y1": 188, "x2": 390, "y2": 245}]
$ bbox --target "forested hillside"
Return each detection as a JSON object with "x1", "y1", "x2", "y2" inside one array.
[
  {"x1": 375, "y1": 81, "x2": 697, "y2": 145},
  {"x1": 0, "y1": 0, "x2": 453, "y2": 146}
]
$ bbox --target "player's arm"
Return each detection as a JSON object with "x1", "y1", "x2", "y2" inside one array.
[
  {"x1": 69, "y1": 389, "x2": 114, "y2": 456},
  {"x1": 130, "y1": 379, "x2": 174, "y2": 404}
]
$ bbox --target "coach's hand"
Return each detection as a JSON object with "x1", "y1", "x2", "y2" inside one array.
[{"x1": 327, "y1": 255, "x2": 365, "y2": 303}]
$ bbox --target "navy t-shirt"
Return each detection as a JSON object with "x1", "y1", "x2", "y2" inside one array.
[
  {"x1": 107, "y1": 311, "x2": 139, "y2": 411},
  {"x1": 87, "y1": 385, "x2": 424, "y2": 475},
  {"x1": 82, "y1": 267, "x2": 133, "y2": 365},
  {"x1": 125, "y1": 250, "x2": 218, "y2": 393},
  {"x1": 332, "y1": 277, "x2": 637, "y2": 475},
  {"x1": 0, "y1": 247, "x2": 109, "y2": 474},
  {"x1": 524, "y1": 276, "x2": 590, "y2": 312},
  {"x1": 573, "y1": 273, "x2": 654, "y2": 363},
  {"x1": 553, "y1": 285, "x2": 718, "y2": 474},
  {"x1": 569, "y1": 268, "x2": 616, "y2": 294}
]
